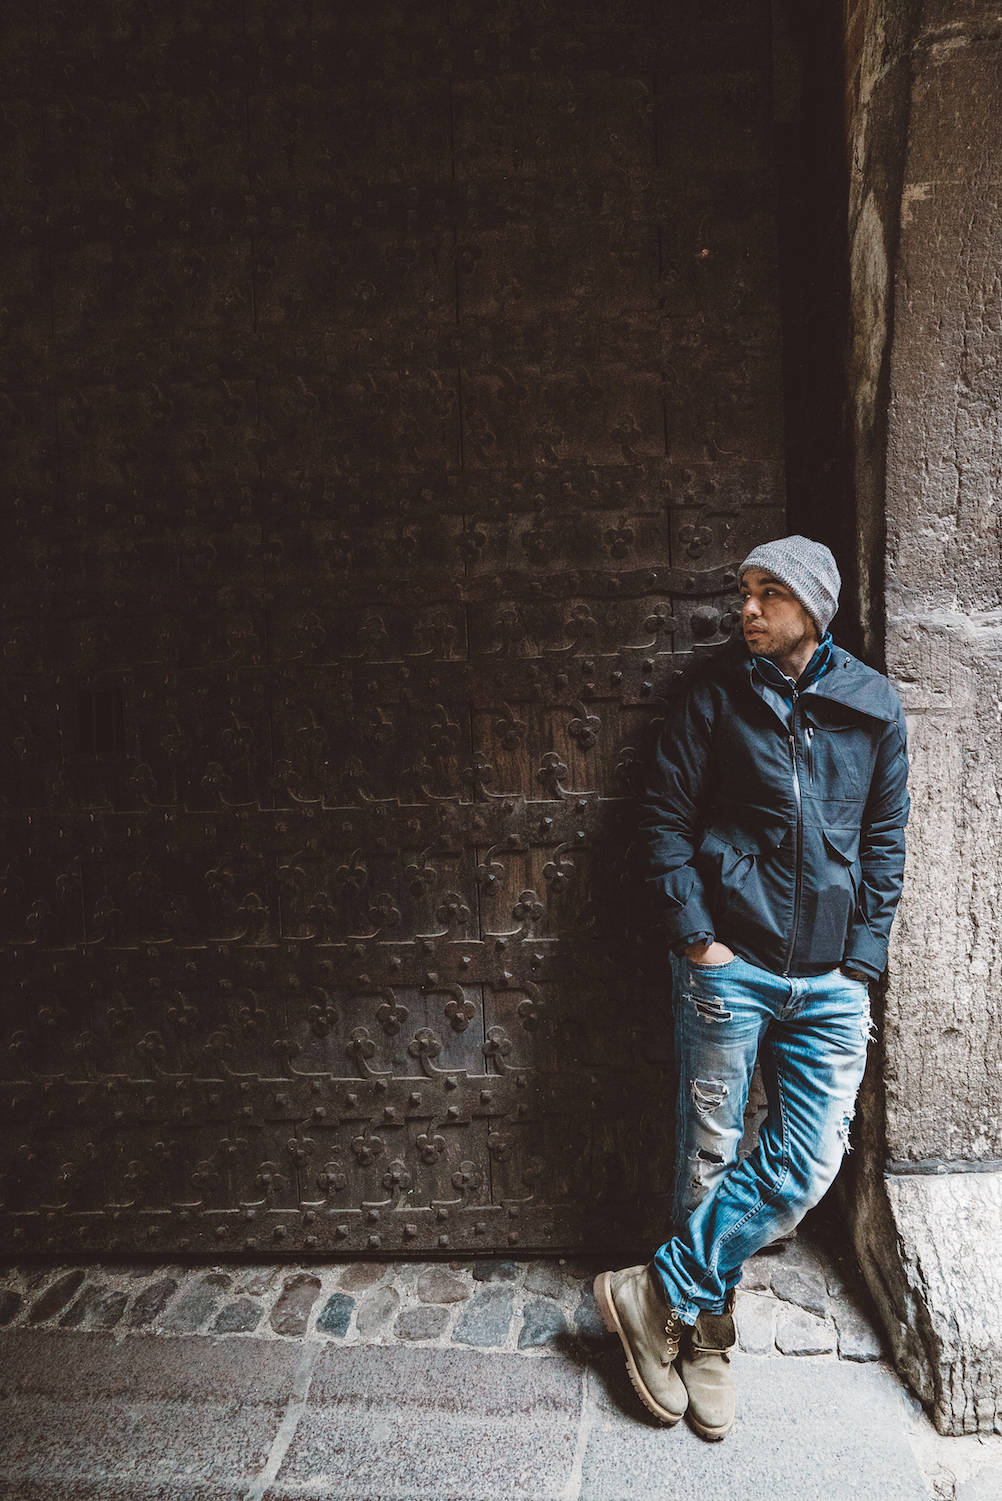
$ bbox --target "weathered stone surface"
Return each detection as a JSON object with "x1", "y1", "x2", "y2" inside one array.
[
  {"x1": 355, "y1": 1286, "x2": 400, "y2": 1337},
  {"x1": 59, "y1": 1283, "x2": 102, "y2": 1328},
  {"x1": 775, "y1": 1306, "x2": 836, "y2": 1357},
  {"x1": 395, "y1": 1305, "x2": 449, "y2": 1341},
  {"x1": 518, "y1": 1297, "x2": 568, "y2": 1350},
  {"x1": 0, "y1": 1290, "x2": 24, "y2": 1326},
  {"x1": 524, "y1": 1263, "x2": 565, "y2": 1299},
  {"x1": 269, "y1": 1273, "x2": 322, "y2": 1337},
  {"x1": 735, "y1": 1291, "x2": 775, "y2": 1355},
  {"x1": 337, "y1": 1263, "x2": 387, "y2": 1293},
  {"x1": 127, "y1": 1277, "x2": 178, "y2": 1328},
  {"x1": 273, "y1": 1346, "x2": 581, "y2": 1495},
  {"x1": 835, "y1": 1303, "x2": 883, "y2": 1363},
  {"x1": 0, "y1": 1329, "x2": 303, "y2": 1498},
  {"x1": 863, "y1": 1173, "x2": 1002, "y2": 1433},
  {"x1": 471, "y1": 1259, "x2": 520, "y2": 1283},
  {"x1": 90, "y1": 1291, "x2": 128, "y2": 1330},
  {"x1": 845, "y1": 5, "x2": 1002, "y2": 1436},
  {"x1": 770, "y1": 1262, "x2": 829, "y2": 1319},
  {"x1": 454, "y1": 1286, "x2": 514, "y2": 1348},
  {"x1": 582, "y1": 1353, "x2": 929, "y2": 1500},
  {"x1": 28, "y1": 1270, "x2": 86, "y2": 1324},
  {"x1": 234, "y1": 1267, "x2": 281, "y2": 1298},
  {"x1": 416, "y1": 1268, "x2": 468, "y2": 1304},
  {"x1": 212, "y1": 1298, "x2": 264, "y2": 1335},
  {"x1": 574, "y1": 1288, "x2": 606, "y2": 1341},
  {"x1": 958, "y1": 1459, "x2": 1002, "y2": 1501},
  {"x1": 316, "y1": 1294, "x2": 355, "y2": 1338},
  {"x1": 738, "y1": 1256, "x2": 771, "y2": 1292},
  {"x1": 160, "y1": 1274, "x2": 231, "y2": 1334}
]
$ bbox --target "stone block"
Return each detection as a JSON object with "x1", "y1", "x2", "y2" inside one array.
[
  {"x1": 416, "y1": 1267, "x2": 469, "y2": 1304},
  {"x1": 518, "y1": 1297, "x2": 568, "y2": 1349},
  {"x1": 59, "y1": 1282, "x2": 102, "y2": 1328},
  {"x1": 0, "y1": 1290, "x2": 23, "y2": 1326},
  {"x1": 337, "y1": 1262, "x2": 387, "y2": 1292},
  {"x1": 90, "y1": 1290, "x2": 128, "y2": 1329},
  {"x1": 524, "y1": 1263, "x2": 566, "y2": 1299},
  {"x1": 269, "y1": 1272, "x2": 321, "y2": 1337},
  {"x1": 454, "y1": 1285, "x2": 514, "y2": 1348},
  {"x1": 127, "y1": 1277, "x2": 178, "y2": 1328},
  {"x1": 160, "y1": 1274, "x2": 231, "y2": 1334},
  {"x1": 355, "y1": 1285, "x2": 400, "y2": 1337},
  {"x1": 859, "y1": 1171, "x2": 1002, "y2": 1433},
  {"x1": 581, "y1": 1353, "x2": 928, "y2": 1499},
  {"x1": 316, "y1": 1294, "x2": 354, "y2": 1338},
  {"x1": 574, "y1": 1287, "x2": 606, "y2": 1341},
  {"x1": 270, "y1": 1346, "x2": 581, "y2": 1496},
  {"x1": 735, "y1": 1290, "x2": 775, "y2": 1354},
  {"x1": 212, "y1": 1298, "x2": 264, "y2": 1334},
  {"x1": 471, "y1": 1259, "x2": 520, "y2": 1282},
  {"x1": 834, "y1": 1303, "x2": 883, "y2": 1363},
  {"x1": 233, "y1": 1267, "x2": 281, "y2": 1297},
  {"x1": 27, "y1": 1270, "x2": 86, "y2": 1324},
  {"x1": 738, "y1": 1256, "x2": 771, "y2": 1292},
  {"x1": 775, "y1": 1306, "x2": 836, "y2": 1356},
  {"x1": 394, "y1": 1304, "x2": 449, "y2": 1341},
  {"x1": 0, "y1": 1330, "x2": 302, "y2": 1498},
  {"x1": 770, "y1": 1261, "x2": 829, "y2": 1319}
]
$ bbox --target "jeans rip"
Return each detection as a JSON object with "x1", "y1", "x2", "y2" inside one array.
[{"x1": 685, "y1": 988, "x2": 733, "y2": 1023}]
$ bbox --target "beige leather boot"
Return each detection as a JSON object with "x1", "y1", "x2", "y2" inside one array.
[
  {"x1": 679, "y1": 1289, "x2": 736, "y2": 1440},
  {"x1": 593, "y1": 1264, "x2": 689, "y2": 1424}
]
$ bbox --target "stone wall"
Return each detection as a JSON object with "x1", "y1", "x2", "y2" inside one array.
[{"x1": 844, "y1": 0, "x2": 1002, "y2": 1436}]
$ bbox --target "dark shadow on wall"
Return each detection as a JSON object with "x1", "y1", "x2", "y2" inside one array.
[{"x1": 773, "y1": 0, "x2": 859, "y2": 656}]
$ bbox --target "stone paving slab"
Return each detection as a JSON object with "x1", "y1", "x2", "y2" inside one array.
[
  {"x1": 0, "y1": 1321, "x2": 1000, "y2": 1499},
  {"x1": 267, "y1": 1346, "x2": 582, "y2": 1500},
  {"x1": 0, "y1": 1329, "x2": 306, "y2": 1501},
  {"x1": 581, "y1": 1349, "x2": 931, "y2": 1501}
]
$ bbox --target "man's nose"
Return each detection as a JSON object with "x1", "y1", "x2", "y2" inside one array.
[{"x1": 743, "y1": 596, "x2": 761, "y2": 618}]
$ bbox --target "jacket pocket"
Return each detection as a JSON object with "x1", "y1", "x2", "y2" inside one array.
[
  {"x1": 821, "y1": 825, "x2": 862, "y2": 908},
  {"x1": 697, "y1": 819, "x2": 789, "y2": 905}
]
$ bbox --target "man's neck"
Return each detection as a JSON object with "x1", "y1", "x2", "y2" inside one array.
[{"x1": 761, "y1": 639, "x2": 820, "y2": 682}]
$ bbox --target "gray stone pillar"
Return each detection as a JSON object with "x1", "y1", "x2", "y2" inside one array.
[{"x1": 849, "y1": 0, "x2": 1002, "y2": 1436}]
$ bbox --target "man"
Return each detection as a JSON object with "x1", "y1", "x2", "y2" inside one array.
[{"x1": 594, "y1": 535, "x2": 909, "y2": 1440}]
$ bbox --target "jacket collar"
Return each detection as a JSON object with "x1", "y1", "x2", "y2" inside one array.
[
  {"x1": 751, "y1": 632, "x2": 834, "y2": 695},
  {"x1": 712, "y1": 636, "x2": 900, "y2": 724},
  {"x1": 796, "y1": 650, "x2": 900, "y2": 721}
]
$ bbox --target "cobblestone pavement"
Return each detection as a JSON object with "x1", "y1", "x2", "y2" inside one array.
[
  {"x1": 0, "y1": 1231, "x2": 881, "y2": 1361},
  {"x1": 2, "y1": 1231, "x2": 1001, "y2": 1500}
]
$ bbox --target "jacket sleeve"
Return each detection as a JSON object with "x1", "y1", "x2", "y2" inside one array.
[
  {"x1": 636, "y1": 681, "x2": 716, "y2": 946},
  {"x1": 842, "y1": 698, "x2": 910, "y2": 978}
]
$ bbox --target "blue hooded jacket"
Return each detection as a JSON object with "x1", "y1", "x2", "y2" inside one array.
[{"x1": 637, "y1": 637, "x2": 909, "y2": 979}]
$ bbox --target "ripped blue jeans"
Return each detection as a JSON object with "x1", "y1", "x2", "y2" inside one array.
[{"x1": 653, "y1": 952, "x2": 873, "y2": 1323}]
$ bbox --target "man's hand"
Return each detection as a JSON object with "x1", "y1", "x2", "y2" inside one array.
[{"x1": 685, "y1": 940, "x2": 736, "y2": 966}]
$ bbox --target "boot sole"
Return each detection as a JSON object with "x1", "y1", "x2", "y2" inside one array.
[
  {"x1": 592, "y1": 1271, "x2": 687, "y2": 1426},
  {"x1": 686, "y1": 1411, "x2": 734, "y2": 1442}
]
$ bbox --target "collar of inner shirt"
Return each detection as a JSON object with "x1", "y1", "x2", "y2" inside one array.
[{"x1": 751, "y1": 632, "x2": 834, "y2": 723}]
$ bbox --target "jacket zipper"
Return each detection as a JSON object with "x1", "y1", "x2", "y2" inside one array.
[
  {"x1": 805, "y1": 725, "x2": 814, "y2": 782},
  {"x1": 783, "y1": 690, "x2": 804, "y2": 975}
]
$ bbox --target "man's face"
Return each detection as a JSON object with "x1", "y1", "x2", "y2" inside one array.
[{"x1": 739, "y1": 567, "x2": 819, "y2": 662}]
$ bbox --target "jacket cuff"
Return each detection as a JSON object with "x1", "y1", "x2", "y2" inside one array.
[
  {"x1": 663, "y1": 896, "x2": 715, "y2": 949},
  {"x1": 671, "y1": 929, "x2": 715, "y2": 957},
  {"x1": 843, "y1": 924, "x2": 886, "y2": 980}
]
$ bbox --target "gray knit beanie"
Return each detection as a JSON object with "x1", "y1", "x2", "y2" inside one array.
[{"x1": 738, "y1": 535, "x2": 841, "y2": 636}]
